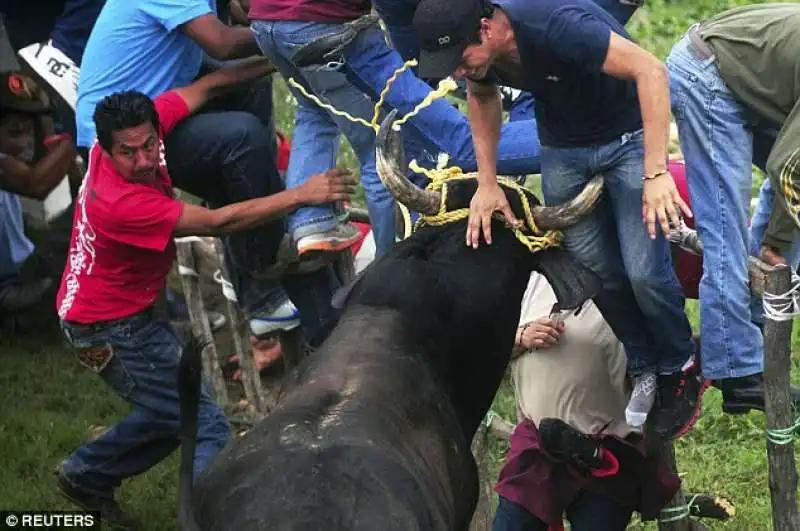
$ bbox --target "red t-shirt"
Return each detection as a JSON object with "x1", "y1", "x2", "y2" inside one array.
[
  {"x1": 249, "y1": 0, "x2": 371, "y2": 23},
  {"x1": 55, "y1": 91, "x2": 190, "y2": 324}
]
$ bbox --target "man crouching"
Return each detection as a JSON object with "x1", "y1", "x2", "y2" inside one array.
[{"x1": 53, "y1": 60, "x2": 355, "y2": 529}]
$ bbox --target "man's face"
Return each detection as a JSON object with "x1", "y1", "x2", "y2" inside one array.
[
  {"x1": 0, "y1": 114, "x2": 34, "y2": 159},
  {"x1": 453, "y1": 18, "x2": 497, "y2": 79},
  {"x1": 106, "y1": 122, "x2": 159, "y2": 182},
  {"x1": 454, "y1": 41, "x2": 495, "y2": 80}
]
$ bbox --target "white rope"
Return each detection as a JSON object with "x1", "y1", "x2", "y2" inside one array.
[
  {"x1": 178, "y1": 265, "x2": 198, "y2": 277},
  {"x1": 174, "y1": 236, "x2": 204, "y2": 243},
  {"x1": 762, "y1": 273, "x2": 800, "y2": 322},
  {"x1": 213, "y1": 269, "x2": 238, "y2": 303}
]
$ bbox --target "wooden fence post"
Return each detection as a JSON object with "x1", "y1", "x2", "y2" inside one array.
[
  {"x1": 758, "y1": 260, "x2": 799, "y2": 531},
  {"x1": 469, "y1": 419, "x2": 493, "y2": 531},
  {"x1": 212, "y1": 239, "x2": 269, "y2": 419},
  {"x1": 175, "y1": 238, "x2": 229, "y2": 408}
]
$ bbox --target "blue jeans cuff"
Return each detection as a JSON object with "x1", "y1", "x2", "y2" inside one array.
[{"x1": 289, "y1": 209, "x2": 338, "y2": 240}]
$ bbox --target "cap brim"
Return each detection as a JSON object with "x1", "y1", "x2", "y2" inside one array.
[{"x1": 418, "y1": 45, "x2": 465, "y2": 80}]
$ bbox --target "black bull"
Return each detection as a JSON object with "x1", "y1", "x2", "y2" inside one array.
[{"x1": 178, "y1": 110, "x2": 605, "y2": 530}]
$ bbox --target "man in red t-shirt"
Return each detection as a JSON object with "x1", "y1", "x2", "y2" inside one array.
[{"x1": 53, "y1": 60, "x2": 356, "y2": 528}]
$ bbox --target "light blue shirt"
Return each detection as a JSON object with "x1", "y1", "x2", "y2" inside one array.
[{"x1": 75, "y1": 0, "x2": 217, "y2": 148}]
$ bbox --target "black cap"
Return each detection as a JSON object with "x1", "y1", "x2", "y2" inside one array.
[{"x1": 413, "y1": 0, "x2": 486, "y2": 79}]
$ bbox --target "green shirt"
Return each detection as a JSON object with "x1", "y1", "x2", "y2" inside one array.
[{"x1": 699, "y1": 3, "x2": 800, "y2": 231}]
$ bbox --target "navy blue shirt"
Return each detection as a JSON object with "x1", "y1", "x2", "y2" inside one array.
[{"x1": 476, "y1": 0, "x2": 642, "y2": 147}]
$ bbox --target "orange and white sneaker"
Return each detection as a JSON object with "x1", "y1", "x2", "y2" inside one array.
[{"x1": 295, "y1": 222, "x2": 362, "y2": 258}]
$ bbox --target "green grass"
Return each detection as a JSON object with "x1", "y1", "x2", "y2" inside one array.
[{"x1": 5, "y1": 0, "x2": 800, "y2": 527}]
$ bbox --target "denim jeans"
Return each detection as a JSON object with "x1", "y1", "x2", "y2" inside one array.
[
  {"x1": 163, "y1": 76, "x2": 341, "y2": 345},
  {"x1": 667, "y1": 34, "x2": 766, "y2": 379},
  {"x1": 541, "y1": 129, "x2": 694, "y2": 376},
  {"x1": 250, "y1": 21, "x2": 397, "y2": 256},
  {"x1": 332, "y1": 23, "x2": 541, "y2": 178},
  {"x1": 492, "y1": 494, "x2": 632, "y2": 531},
  {"x1": 58, "y1": 309, "x2": 230, "y2": 497},
  {"x1": 748, "y1": 181, "x2": 800, "y2": 325}
]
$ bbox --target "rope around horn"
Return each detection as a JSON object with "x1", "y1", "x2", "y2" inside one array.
[{"x1": 286, "y1": 60, "x2": 562, "y2": 252}]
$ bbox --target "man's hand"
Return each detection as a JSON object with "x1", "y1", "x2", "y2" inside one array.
[
  {"x1": 515, "y1": 317, "x2": 566, "y2": 354},
  {"x1": 466, "y1": 183, "x2": 522, "y2": 248},
  {"x1": 297, "y1": 168, "x2": 357, "y2": 205},
  {"x1": 642, "y1": 171, "x2": 692, "y2": 239}
]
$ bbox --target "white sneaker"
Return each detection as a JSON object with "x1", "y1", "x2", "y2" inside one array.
[
  {"x1": 17, "y1": 41, "x2": 79, "y2": 110},
  {"x1": 249, "y1": 299, "x2": 301, "y2": 337}
]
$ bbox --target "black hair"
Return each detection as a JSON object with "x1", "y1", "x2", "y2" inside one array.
[{"x1": 93, "y1": 91, "x2": 159, "y2": 151}]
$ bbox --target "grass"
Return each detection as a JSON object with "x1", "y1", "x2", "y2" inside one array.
[{"x1": 4, "y1": 0, "x2": 800, "y2": 528}]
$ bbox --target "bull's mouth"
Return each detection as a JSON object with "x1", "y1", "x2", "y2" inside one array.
[{"x1": 375, "y1": 110, "x2": 604, "y2": 231}]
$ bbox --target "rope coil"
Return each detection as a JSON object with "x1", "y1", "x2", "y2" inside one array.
[
  {"x1": 213, "y1": 269, "x2": 239, "y2": 303},
  {"x1": 658, "y1": 494, "x2": 700, "y2": 523},
  {"x1": 762, "y1": 273, "x2": 800, "y2": 322}
]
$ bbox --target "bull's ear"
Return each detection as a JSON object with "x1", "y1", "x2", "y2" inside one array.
[
  {"x1": 530, "y1": 248, "x2": 602, "y2": 311},
  {"x1": 331, "y1": 262, "x2": 374, "y2": 309}
]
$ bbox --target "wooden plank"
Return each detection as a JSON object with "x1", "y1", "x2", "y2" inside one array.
[
  {"x1": 762, "y1": 263, "x2": 800, "y2": 531},
  {"x1": 212, "y1": 239, "x2": 268, "y2": 418},
  {"x1": 469, "y1": 420, "x2": 493, "y2": 531},
  {"x1": 175, "y1": 239, "x2": 229, "y2": 407}
]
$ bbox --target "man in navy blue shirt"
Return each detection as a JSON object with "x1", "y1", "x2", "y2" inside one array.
[{"x1": 414, "y1": 0, "x2": 703, "y2": 440}]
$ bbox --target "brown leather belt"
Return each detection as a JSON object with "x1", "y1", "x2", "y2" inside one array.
[{"x1": 687, "y1": 22, "x2": 716, "y2": 61}]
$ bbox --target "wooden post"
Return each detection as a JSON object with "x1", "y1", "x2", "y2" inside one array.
[
  {"x1": 759, "y1": 261, "x2": 799, "y2": 531},
  {"x1": 212, "y1": 239, "x2": 268, "y2": 418},
  {"x1": 469, "y1": 419, "x2": 493, "y2": 531},
  {"x1": 175, "y1": 239, "x2": 229, "y2": 407}
]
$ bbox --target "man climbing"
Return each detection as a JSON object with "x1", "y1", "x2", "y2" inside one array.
[
  {"x1": 412, "y1": 0, "x2": 702, "y2": 439},
  {"x1": 667, "y1": 3, "x2": 800, "y2": 413},
  {"x1": 54, "y1": 60, "x2": 355, "y2": 528}
]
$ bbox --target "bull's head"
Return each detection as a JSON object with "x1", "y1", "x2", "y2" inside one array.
[{"x1": 375, "y1": 109, "x2": 604, "y2": 232}]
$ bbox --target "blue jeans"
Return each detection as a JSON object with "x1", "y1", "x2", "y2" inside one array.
[
  {"x1": 250, "y1": 20, "x2": 396, "y2": 255},
  {"x1": 492, "y1": 494, "x2": 632, "y2": 531},
  {"x1": 332, "y1": 23, "x2": 541, "y2": 178},
  {"x1": 541, "y1": 129, "x2": 694, "y2": 376},
  {"x1": 748, "y1": 180, "x2": 800, "y2": 325},
  {"x1": 59, "y1": 309, "x2": 230, "y2": 497},
  {"x1": 667, "y1": 34, "x2": 765, "y2": 379},
  {"x1": 163, "y1": 77, "x2": 342, "y2": 346}
]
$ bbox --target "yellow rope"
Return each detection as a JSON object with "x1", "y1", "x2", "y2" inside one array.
[{"x1": 287, "y1": 60, "x2": 561, "y2": 253}]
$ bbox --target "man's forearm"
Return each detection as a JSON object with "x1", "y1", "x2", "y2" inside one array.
[
  {"x1": 467, "y1": 81, "x2": 502, "y2": 187},
  {"x1": 176, "y1": 188, "x2": 303, "y2": 237},
  {"x1": 222, "y1": 26, "x2": 261, "y2": 59},
  {"x1": 636, "y1": 63, "x2": 670, "y2": 178},
  {"x1": 206, "y1": 57, "x2": 274, "y2": 97}
]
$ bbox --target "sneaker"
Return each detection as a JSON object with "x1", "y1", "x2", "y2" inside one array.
[
  {"x1": 538, "y1": 418, "x2": 606, "y2": 475},
  {"x1": 295, "y1": 222, "x2": 362, "y2": 258},
  {"x1": 717, "y1": 372, "x2": 800, "y2": 414},
  {"x1": 249, "y1": 299, "x2": 301, "y2": 337},
  {"x1": 719, "y1": 373, "x2": 767, "y2": 414},
  {"x1": 17, "y1": 41, "x2": 79, "y2": 110},
  {"x1": 625, "y1": 372, "x2": 657, "y2": 427},
  {"x1": 650, "y1": 361, "x2": 709, "y2": 440},
  {"x1": 55, "y1": 471, "x2": 136, "y2": 530}
]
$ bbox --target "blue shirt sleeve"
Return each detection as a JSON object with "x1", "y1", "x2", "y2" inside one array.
[
  {"x1": 542, "y1": 6, "x2": 612, "y2": 72},
  {"x1": 139, "y1": 0, "x2": 214, "y2": 32}
]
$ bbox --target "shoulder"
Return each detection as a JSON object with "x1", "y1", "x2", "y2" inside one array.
[{"x1": 153, "y1": 91, "x2": 191, "y2": 135}]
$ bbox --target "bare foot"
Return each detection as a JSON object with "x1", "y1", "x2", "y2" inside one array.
[
  {"x1": 229, "y1": 337, "x2": 283, "y2": 381},
  {"x1": 760, "y1": 245, "x2": 787, "y2": 267}
]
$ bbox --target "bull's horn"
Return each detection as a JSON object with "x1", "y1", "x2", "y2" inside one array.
[
  {"x1": 376, "y1": 109, "x2": 441, "y2": 216},
  {"x1": 531, "y1": 175, "x2": 604, "y2": 230}
]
